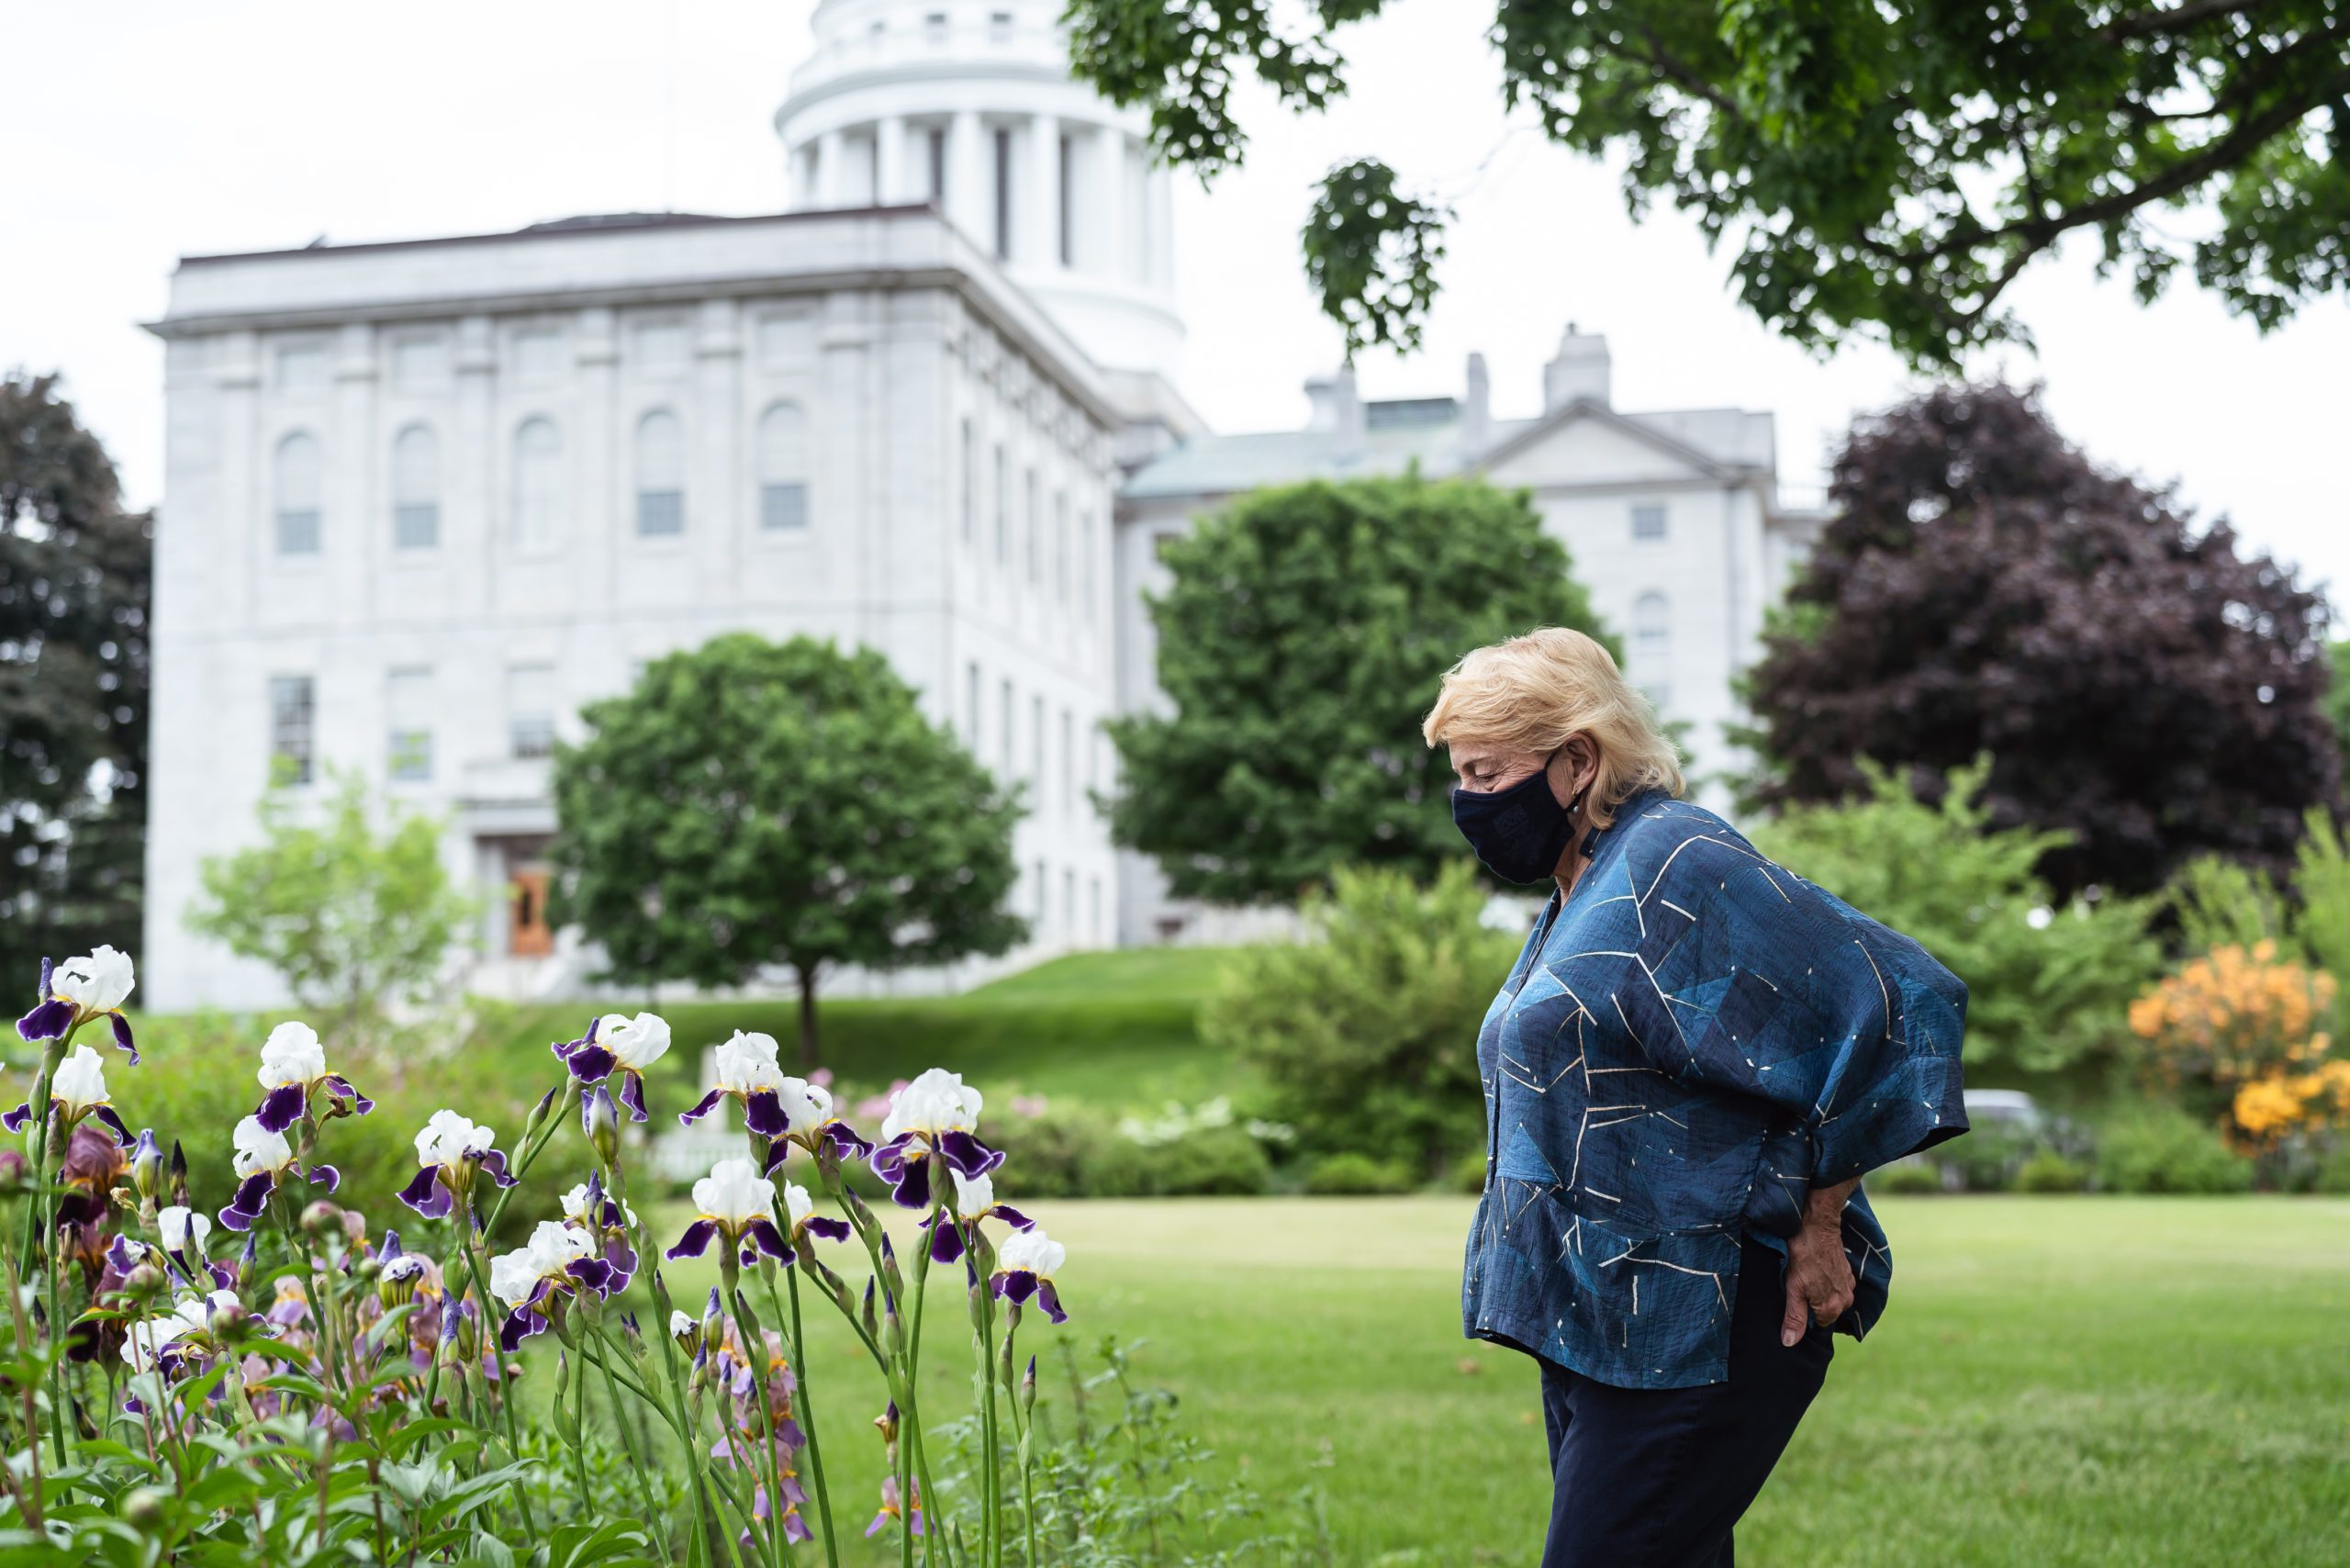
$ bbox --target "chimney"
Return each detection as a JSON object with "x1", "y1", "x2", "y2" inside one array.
[
  {"x1": 1304, "y1": 365, "x2": 1364, "y2": 456},
  {"x1": 1461, "y1": 351, "x2": 1492, "y2": 454},
  {"x1": 1542, "y1": 321, "x2": 1611, "y2": 412}
]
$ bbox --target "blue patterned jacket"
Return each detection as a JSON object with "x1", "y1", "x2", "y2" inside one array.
[{"x1": 1461, "y1": 788, "x2": 1970, "y2": 1389}]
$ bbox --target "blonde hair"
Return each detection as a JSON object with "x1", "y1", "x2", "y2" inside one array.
[{"x1": 1420, "y1": 626, "x2": 1684, "y2": 830}]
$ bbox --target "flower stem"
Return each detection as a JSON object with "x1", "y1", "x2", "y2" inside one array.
[
  {"x1": 455, "y1": 1236, "x2": 541, "y2": 1538},
  {"x1": 587, "y1": 1325, "x2": 677, "y2": 1566},
  {"x1": 776, "y1": 1266, "x2": 842, "y2": 1568}
]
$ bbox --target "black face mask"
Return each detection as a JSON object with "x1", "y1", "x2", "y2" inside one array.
[{"x1": 1451, "y1": 754, "x2": 1583, "y2": 885}]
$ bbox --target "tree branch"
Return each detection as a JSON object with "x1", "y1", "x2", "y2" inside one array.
[{"x1": 2100, "y1": 0, "x2": 2278, "y2": 42}]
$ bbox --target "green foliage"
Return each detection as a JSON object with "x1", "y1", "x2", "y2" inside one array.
[
  {"x1": 2325, "y1": 640, "x2": 2350, "y2": 783},
  {"x1": 188, "y1": 772, "x2": 475, "y2": 1041},
  {"x1": 2169, "y1": 805, "x2": 2350, "y2": 1040},
  {"x1": 991, "y1": 1105, "x2": 1273, "y2": 1199},
  {"x1": 550, "y1": 633, "x2": 1025, "y2": 1062},
  {"x1": 1869, "y1": 1159, "x2": 1945, "y2": 1195},
  {"x1": 1107, "y1": 473, "x2": 1608, "y2": 903},
  {"x1": 1304, "y1": 1152, "x2": 1416, "y2": 1196},
  {"x1": 1449, "y1": 1148, "x2": 1490, "y2": 1194},
  {"x1": 1743, "y1": 383, "x2": 2340, "y2": 902},
  {"x1": 0, "y1": 372, "x2": 150, "y2": 989},
  {"x1": 2315, "y1": 1141, "x2": 2350, "y2": 1195},
  {"x1": 1204, "y1": 863, "x2": 1516, "y2": 1175},
  {"x1": 1301, "y1": 159, "x2": 1448, "y2": 358},
  {"x1": 1750, "y1": 756, "x2": 2161, "y2": 1074},
  {"x1": 2092, "y1": 1107, "x2": 2255, "y2": 1194},
  {"x1": 1144, "y1": 1124, "x2": 1276, "y2": 1197},
  {"x1": 2015, "y1": 1150, "x2": 2091, "y2": 1194},
  {"x1": 1068, "y1": 1, "x2": 2350, "y2": 367}
]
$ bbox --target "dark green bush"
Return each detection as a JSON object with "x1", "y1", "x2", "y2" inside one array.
[
  {"x1": 1942, "y1": 1121, "x2": 2038, "y2": 1192},
  {"x1": 1869, "y1": 1159, "x2": 1945, "y2": 1195},
  {"x1": 989, "y1": 1109, "x2": 1117, "y2": 1200},
  {"x1": 1451, "y1": 1148, "x2": 1491, "y2": 1194},
  {"x1": 1147, "y1": 1125, "x2": 1274, "y2": 1196},
  {"x1": 2312, "y1": 1141, "x2": 2350, "y2": 1195},
  {"x1": 1304, "y1": 1152, "x2": 1416, "y2": 1195},
  {"x1": 2015, "y1": 1150, "x2": 2090, "y2": 1193},
  {"x1": 2093, "y1": 1108, "x2": 2254, "y2": 1193},
  {"x1": 989, "y1": 1107, "x2": 1270, "y2": 1198}
]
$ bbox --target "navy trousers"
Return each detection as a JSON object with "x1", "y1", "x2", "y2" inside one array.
[{"x1": 1539, "y1": 1234, "x2": 1832, "y2": 1567}]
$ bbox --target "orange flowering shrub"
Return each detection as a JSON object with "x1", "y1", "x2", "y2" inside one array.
[
  {"x1": 2232, "y1": 1060, "x2": 2350, "y2": 1151},
  {"x1": 2127, "y1": 940, "x2": 2338, "y2": 1138}
]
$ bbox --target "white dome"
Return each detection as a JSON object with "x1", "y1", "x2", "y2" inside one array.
[{"x1": 774, "y1": 0, "x2": 1182, "y2": 382}]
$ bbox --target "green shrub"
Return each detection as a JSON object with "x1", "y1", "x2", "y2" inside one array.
[
  {"x1": 988, "y1": 1108, "x2": 1116, "y2": 1200},
  {"x1": 1451, "y1": 1148, "x2": 1491, "y2": 1194},
  {"x1": 989, "y1": 1105, "x2": 1270, "y2": 1197},
  {"x1": 1870, "y1": 1159, "x2": 1945, "y2": 1194},
  {"x1": 1942, "y1": 1120, "x2": 2038, "y2": 1192},
  {"x1": 1304, "y1": 1152, "x2": 1416, "y2": 1195},
  {"x1": 2015, "y1": 1149, "x2": 2090, "y2": 1193},
  {"x1": 1750, "y1": 757, "x2": 2160, "y2": 1074},
  {"x1": 2093, "y1": 1108, "x2": 2255, "y2": 1193},
  {"x1": 1203, "y1": 862, "x2": 1515, "y2": 1175},
  {"x1": 1148, "y1": 1124, "x2": 1274, "y2": 1196},
  {"x1": 2313, "y1": 1141, "x2": 2350, "y2": 1195}
]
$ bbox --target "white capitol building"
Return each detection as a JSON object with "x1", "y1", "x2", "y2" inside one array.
[{"x1": 138, "y1": 0, "x2": 1827, "y2": 1012}]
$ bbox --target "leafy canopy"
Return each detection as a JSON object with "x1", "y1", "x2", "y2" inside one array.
[
  {"x1": 1751, "y1": 756, "x2": 2161, "y2": 1076},
  {"x1": 0, "y1": 371, "x2": 150, "y2": 987},
  {"x1": 188, "y1": 771, "x2": 475, "y2": 1038},
  {"x1": 1067, "y1": 0, "x2": 2350, "y2": 366},
  {"x1": 549, "y1": 633, "x2": 1025, "y2": 1059},
  {"x1": 1104, "y1": 472, "x2": 1609, "y2": 903},
  {"x1": 1739, "y1": 381, "x2": 2339, "y2": 901},
  {"x1": 1203, "y1": 861, "x2": 1516, "y2": 1174}
]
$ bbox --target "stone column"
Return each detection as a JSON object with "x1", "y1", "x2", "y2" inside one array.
[
  {"x1": 212, "y1": 331, "x2": 261, "y2": 627},
  {"x1": 329, "y1": 322, "x2": 377, "y2": 619},
  {"x1": 574, "y1": 308, "x2": 620, "y2": 610},
  {"x1": 817, "y1": 129, "x2": 847, "y2": 207},
  {"x1": 451, "y1": 315, "x2": 496, "y2": 620},
  {"x1": 1146, "y1": 162, "x2": 1175, "y2": 289},
  {"x1": 947, "y1": 109, "x2": 989, "y2": 249},
  {"x1": 876, "y1": 116, "x2": 908, "y2": 205},
  {"x1": 1024, "y1": 112, "x2": 1061, "y2": 267},
  {"x1": 693, "y1": 298, "x2": 743, "y2": 598},
  {"x1": 1086, "y1": 124, "x2": 1125, "y2": 278}
]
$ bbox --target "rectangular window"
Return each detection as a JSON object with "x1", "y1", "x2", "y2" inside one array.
[
  {"x1": 269, "y1": 675, "x2": 315, "y2": 785},
  {"x1": 1054, "y1": 492, "x2": 1069, "y2": 599},
  {"x1": 386, "y1": 666, "x2": 433, "y2": 782},
  {"x1": 1631, "y1": 503, "x2": 1668, "y2": 541},
  {"x1": 927, "y1": 127, "x2": 947, "y2": 204},
  {"x1": 389, "y1": 334, "x2": 447, "y2": 390},
  {"x1": 393, "y1": 503, "x2": 439, "y2": 552},
  {"x1": 759, "y1": 482, "x2": 810, "y2": 532},
  {"x1": 993, "y1": 444, "x2": 1009, "y2": 565},
  {"x1": 275, "y1": 508, "x2": 321, "y2": 555},
  {"x1": 1058, "y1": 134, "x2": 1075, "y2": 266},
  {"x1": 990, "y1": 10, "x2": 1013, "y2": 43},
  {"x1": 637, "y1": 490, "x2": 685, "y2": 537},
  {"x1": 999, "y1": 679, "x2": 1014, "y2": 775},
  {"x1": 509, "y1": 663, "x2": 557, "y2": 759},
  {"x1": 632, "y1": 318, "x2": 688, "y2": 370},
  {"x1": 274, "y1": 343, "x2": 326, "y2": 393},
  {"x1": 992, "y1": 129, "x2": 1013, "y2": 260},
  {"x1": 959, "y1": 418, "x2": 975, "y2": 544},
  {"x1": 513, "y1": 327, "x2": 566, "y2": 381},
  {"x1": 1024, "y1": 468, "x2": 1039, "y2": 583}
]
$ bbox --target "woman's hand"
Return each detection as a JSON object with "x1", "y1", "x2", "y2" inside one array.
[{"x1": 1780, "y1": 1177, "x2": 1861, "y2": 1346}]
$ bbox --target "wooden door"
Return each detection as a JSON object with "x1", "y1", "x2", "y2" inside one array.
[{"x1": 509, "y1": 868, "x2": 554, "y2": 957}]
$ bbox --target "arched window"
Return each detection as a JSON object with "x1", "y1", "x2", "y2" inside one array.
[
  {"x1": 634, "y1": 409, "x2": 684, "y2": 536},
  {"x1": 273, "y1": 431, "x2": 322, "y2": 555},
  {"x1": 756, "y1": 403, "x2": 810, "y2": 532},
  {"x1": 509, "y1": 418, "x2": 563, "y2": 549},
  {"x1": 391, "y1": 425, "x2": 439, "y2": 550},
  {"x1": 1632, "y1": 592, "x2": 1672, "y2": 711}
]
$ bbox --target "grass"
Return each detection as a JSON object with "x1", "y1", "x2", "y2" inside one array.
[{"x1": 634, "y1": 1193, "x2": 2350, "y2": 1567}]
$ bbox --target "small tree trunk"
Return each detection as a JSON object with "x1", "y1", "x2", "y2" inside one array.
[{"x1": 797, "y1": 965, "x2": 822, "y2": 1069}]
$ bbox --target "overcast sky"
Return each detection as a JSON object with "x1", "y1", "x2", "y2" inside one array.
[{"x1": 8, "y1": 0, "x2": 2344, "y2": 606}]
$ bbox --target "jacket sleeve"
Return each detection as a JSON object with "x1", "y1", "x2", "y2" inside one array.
[{"x1": 1639, "y1": 838, "x2": 1971, "y2": 1192}]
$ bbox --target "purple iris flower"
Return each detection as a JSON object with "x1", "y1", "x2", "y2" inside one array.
[
  {"x1": 395, "y1": 1111, "x2": 519, "y2": 1223},
  {"x1": 677, "y1": 1029, "x2": 793, "y2": 1139},
  {"x1": 17, "y1": 947, "x2": 139, "y2": 1062},
  {"x1": 551, "y1": 1012, "x2": 670, "y2": 1123},
  {"x1": 490, "y1": 1220, "x2": 631, "y2": 1351},
  {"x1": 758, "y1": 1077, "x2": 876, "y2": 1176},
  {"x1": 665, "y1": 1159, "x2": 794, "y2": 1270},
  {"x1": 218, "y1": 1114, "x2": 337, "y2": 1233},
  {"x1": 251, "y1": 1021, "x2": 374, "y2": 1134},
  {"x1": 867, "y1": 1070, "x2": 1003, "y2": 1210},
  {"x1": 923, "y1": 1170, "x2": 1035, "y2": 1265},
  {"x1": 3, "y1": 1044, "x2": 131, "y2": 1145},
  {"x1": 990, "y1": 1227, "x2": 1069, "y2": 1325}
]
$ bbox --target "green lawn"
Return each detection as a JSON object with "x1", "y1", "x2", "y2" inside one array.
[{"x1": 640, "y1": 1193, "x2": 2350, "y2": 1567}]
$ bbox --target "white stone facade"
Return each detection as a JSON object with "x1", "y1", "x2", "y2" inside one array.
[{"x1": 143, "y1": 209, "x2": 1123, "y2": 1011}]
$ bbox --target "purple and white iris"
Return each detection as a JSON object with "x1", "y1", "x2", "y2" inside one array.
[
  {"x1": 17, "y1": 946, "x2": 139, "y2": 1061},
  {"x1": 665, "y1": 1158, "x2": 793, "y2": 1269},
  {"x1": 396, "y1": 1110, "x2": 519, "y2": 1222},
  {"x1": 552, "y1": 1011, "x2": 671, "y2": 1122},
  {"x1": 678, "y1": 1030, "x2": 790, "y2": 1137},
  {"x1": 759, "y1": 1077, "x2": 876, "y2": 1175},
  {"x1": 121, "y1": 1287, "x2": 245, "y2": 1377},
  {"x1": 990, "y1": 1227, "x2": 1069, "y2": 1324},
  {"x1": 3, "y1": 1044, "x2": 132, "y2": 1144},
  {"x1": 218, "y1": 1114, "x2": 337, "y2": 1233},
  {"x1": 869, "y1": 1070, "x2": 1002, "y2": 1210},
  {"x1": 252, "y1": 1021, "x2": 374, "y2": 1134},
  {"x1": 924, "y1": 1170, "x2": 1034, "y2": 1265},
  {"x1": 489, "y1": 1219, "x2": 628, "y2": 1350},
  {"x1": 779, "y1": 1180, "x2": 852, "y2": 1251}
]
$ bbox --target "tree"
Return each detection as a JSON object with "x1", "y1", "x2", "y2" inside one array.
[
  {"x1": 0, "y1": 372, "x2": 150, "y2": 989},
  {"x1": 548, "y1": 634, "x2": 1026, "y2": 1064},
  {"x1": 1202, "y1": 861, "x2": 1516, "y2": 1175},
  {"x1": 1066, "y1": 1, "x2": 2350, "y2": 367},
  {"x1": 1104, "y1": 472, "x2": 1608, "y2": 904},
  {"x1": 1749, "y1": 757, "x2": 2161, "y2": 1076},
  {"x1": 1740, "y1": 381, "x2": 2340, "y2": 901},
  {"x1": 2323, "y1": 640, "x2": 2350, "y2": 783},
  {"x1": 188, "y1": 771, "x2": 474, "y2": 1039}
]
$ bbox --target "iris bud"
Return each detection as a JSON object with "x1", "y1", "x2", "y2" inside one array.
[
  {"x1": 878, "y1": 1235, "x2": 904, "y2": 1301},
  {"x1": 522, "y1": 1085, "x2": 558, "y2": 1146},
  {"x1": 670, "y1": 1308, "x2": 699, "y2": 1356},
  {"x1": 0, "y1": 1148, "x2": 27, "y2": 1198},
  {"x1": 167, "y1": 1140, "x2": 190, "y2": 1209},
  {"x1": 299, "y1": 1200, "x2": 342, "y2": 1238},
  {"x1": 122, "y1": 1261, "x2": 166, "y2": 1303},
  {"x1": 129, "y1": 1129, "x2": 163, "y2": 1203},
  {"x1": 1020, "y1": 1354, "x2": 1036, "y2": 1416},
  {"x1": 121, "y1": 1485, "x2": 168, "y2": 1529},
  {"x1": 584, "y1": 1087, "x2": 621, "y2": 1168}
]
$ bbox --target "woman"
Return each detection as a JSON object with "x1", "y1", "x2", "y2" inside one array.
[{"x1": 1423, "y1": 627, "x2": 1969, "y2": 1567}]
